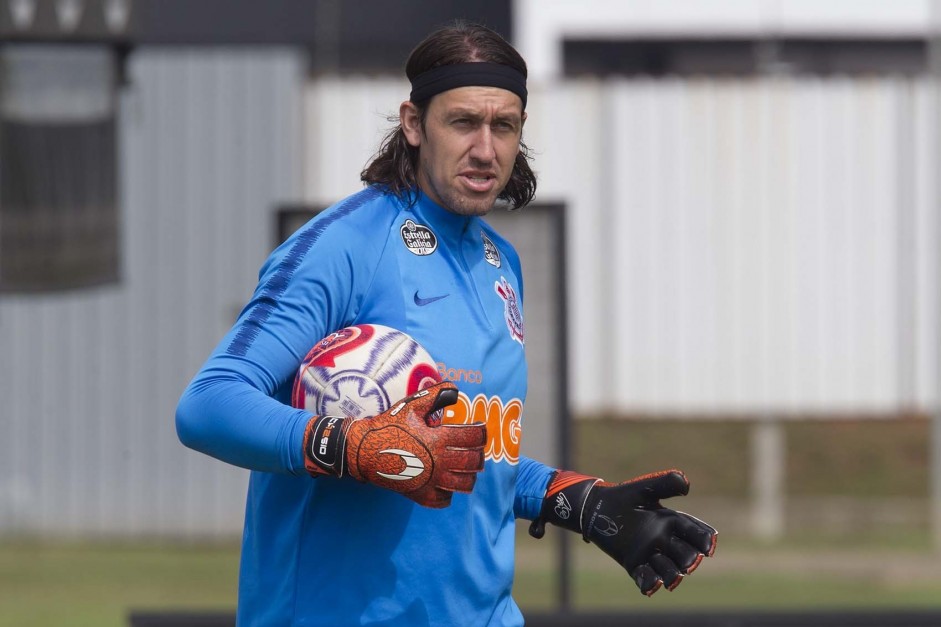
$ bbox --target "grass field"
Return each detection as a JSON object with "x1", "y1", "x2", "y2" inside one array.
[
  {"x1": 2, "y1": 417, "x2": 937, "y2": 626},
  {"x1": 516, "y1": 528, "x2": 941, "y2": 611},
  {"x1": 4, "y1": 531, "x2": 941, "y2": 626},
  {"x1": 0, "y1": 541, "x2": 239, "y2": 627}
]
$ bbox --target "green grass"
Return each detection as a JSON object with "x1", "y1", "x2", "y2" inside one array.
[
  {"x1": 0, "y1": 541, "x2": 239, "y2": 627},
  {"x1": 3, "y1": 531, "x2": 941, "y2": 625},
  {"x1": 1, "y1": 417, "x2": 935, "y2": 625},
  {"x1": 569, "y1": 572, "x2": 941, "y2": 610},
  {"x1": 512, "y1": 527, "x2": 941, "y2": 612},
  {"x1": 575, "y1": 418, "x2": 752, "y2": 497},
  {"x1": 5, "y1": 532, "x2": 939, "y2": 626},
  {"x1": 576, "y1": 417, "x2": 930, "y2": 498}
]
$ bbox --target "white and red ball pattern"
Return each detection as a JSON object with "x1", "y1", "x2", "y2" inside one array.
[{"x1": 292, "y1": 324, "x2": 440, "y2": 419}]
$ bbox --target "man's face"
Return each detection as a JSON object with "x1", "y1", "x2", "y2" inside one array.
[{"x1": 401, "y1": 86, "x2": 525, "y2": 216}]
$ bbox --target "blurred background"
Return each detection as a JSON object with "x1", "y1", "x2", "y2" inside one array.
[{"x1": 3, "y1": 0, "x2": 941, "y2": 625}]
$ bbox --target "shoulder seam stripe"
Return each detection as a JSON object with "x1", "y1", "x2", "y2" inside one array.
[{"x1": 225, "y1": 187, "x2": 382, "y2": 357}]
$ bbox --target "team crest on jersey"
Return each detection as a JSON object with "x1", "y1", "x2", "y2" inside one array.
[
  {"x1": 494, "y1": 276, "x2": 524, "y2": 345},
  {"x1": 481, "y1": 231, "x2": 501, "y2": 268},
  {"x1": 400, "y1": 220, "x2": 438, "y2": 256}
]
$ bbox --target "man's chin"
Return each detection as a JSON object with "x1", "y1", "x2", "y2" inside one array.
[{"x1": 445, "y1": 193, "x2": 499, "y2": 216}]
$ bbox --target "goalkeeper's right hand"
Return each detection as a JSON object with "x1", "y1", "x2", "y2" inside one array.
[{"x1": 302, "y1": 381, "x2": 487, "y2": 508}]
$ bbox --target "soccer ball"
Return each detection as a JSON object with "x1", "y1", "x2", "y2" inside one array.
[{"x1": 291, "y1": 324, "x2": 441, "y2": 419}]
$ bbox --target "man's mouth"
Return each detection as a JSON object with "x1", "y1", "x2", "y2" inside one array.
[{"x1": 460, "y1": 173, "x2": 496, "y2": 193}]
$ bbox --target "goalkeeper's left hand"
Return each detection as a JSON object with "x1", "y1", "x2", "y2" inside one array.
[{"x1": 529, "y1": 468, "x2": 717, "y2": 596}]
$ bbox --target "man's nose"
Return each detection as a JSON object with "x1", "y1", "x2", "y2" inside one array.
[{"x1": 469, "y1": 126, "x2": 495, "y2": 163}]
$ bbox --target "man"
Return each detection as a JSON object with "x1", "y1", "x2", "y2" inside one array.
[{"x1": 177, "y1": 21, "x2": 716, "y2": 626}]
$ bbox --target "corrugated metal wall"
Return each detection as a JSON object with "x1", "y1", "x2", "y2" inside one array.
[
  {"x1": 0, "y1": 49, "x2": 304, "y2": 537},
  {"x1": 604, "y1": 77, "x2": 921, "y2": 415},
  {"x1": 2, "y1": 68, "x2": 937, "y2": 536}
]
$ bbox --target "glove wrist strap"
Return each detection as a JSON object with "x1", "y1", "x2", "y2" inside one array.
[
  {"x1": 529, "y1": 470, "x2": 601, "y2": 539},
  {"x1": 303, "y1": 415, "x2": 350, "y2": 477}
]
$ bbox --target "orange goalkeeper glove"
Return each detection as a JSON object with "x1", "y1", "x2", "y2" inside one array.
[
  {"x1": 302, "y1": 381, "x2": 487, "y2": 508},
  {"x1": 529, "y1": 468, "x2": 717, "y2": 596}
]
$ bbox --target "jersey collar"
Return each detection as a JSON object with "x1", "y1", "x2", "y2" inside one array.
[{"x1": 411, "y1": 189, "x2": 478, "y2": 242}]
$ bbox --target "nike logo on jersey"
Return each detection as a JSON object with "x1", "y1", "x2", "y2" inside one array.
[{"x1": 413, "y1": 291, "x2": 450, "y2": 306}]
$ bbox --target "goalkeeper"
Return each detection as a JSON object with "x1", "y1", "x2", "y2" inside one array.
[{"x1": 176, "y1": 20, "x2": 716, "y2": 627}]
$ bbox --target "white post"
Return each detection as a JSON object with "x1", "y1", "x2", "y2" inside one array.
[
  {"x1": 751, "y1": 415, "x2": 785, "y2": 541},
  {"x1": 930, "y1": 0, "x2": 941, "y2": 553}
]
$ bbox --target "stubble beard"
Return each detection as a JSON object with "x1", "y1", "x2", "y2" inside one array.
[
  {"x1": 438, "y1": 189, "x2": 497, "y2": 217},
  {"x1": 421, "y1": 160, "x2": 504, "y2": 217}
]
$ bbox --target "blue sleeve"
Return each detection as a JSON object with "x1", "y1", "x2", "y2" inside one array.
[
  {"x1": 176, "y1": 201, "x2": 384, "y2": 475},
  {"x1": 514, "y1": 455, "x2": 554, "y2": 520}
]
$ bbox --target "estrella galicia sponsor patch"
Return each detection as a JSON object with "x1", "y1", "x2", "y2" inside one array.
[
  {"x1": 495, "y1": 276, "x2": 524, "y2": 345},
  {"x1": 481, "y1": 231, "x2": 501, "y2": 268},
  {"x1": 400, "y1": 219, "x2": 438, "y2": 256}
]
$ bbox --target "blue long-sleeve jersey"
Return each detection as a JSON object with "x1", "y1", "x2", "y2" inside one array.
[{"x1": 176, "y1": 186, "x2": 554, "y2": 626}]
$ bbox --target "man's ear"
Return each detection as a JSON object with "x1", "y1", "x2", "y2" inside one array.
[{"x1": 400, "y1": 101, "x2": 422, "y2": 148}]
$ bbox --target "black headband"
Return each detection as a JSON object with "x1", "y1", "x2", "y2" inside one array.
[{"x1": 409, "y1": 62, "x2": 527, "y2": 109}]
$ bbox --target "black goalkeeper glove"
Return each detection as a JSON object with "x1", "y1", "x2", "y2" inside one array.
[{"x1": 529, "y1": 468, "x2": 717, "y2": 596}]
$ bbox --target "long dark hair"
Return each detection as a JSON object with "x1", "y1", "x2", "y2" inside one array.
[{"x1": 360, "y1": 21, "x2": 537, "y2": 210}]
